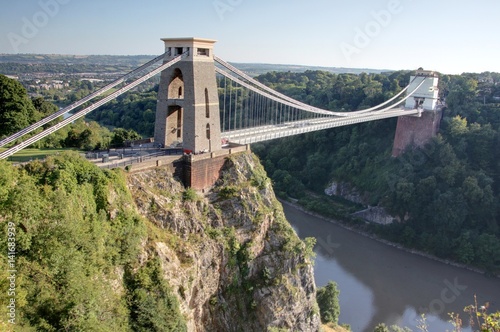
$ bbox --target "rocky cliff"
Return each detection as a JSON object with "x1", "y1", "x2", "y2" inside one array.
[{"x1": 128, "y1": 152, "x2": 320, "y2": 331}]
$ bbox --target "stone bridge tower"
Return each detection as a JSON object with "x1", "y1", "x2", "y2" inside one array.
[
  {"x1": 392, "y1": 69, "x2": 442, "y2": 157},
  {"x1": 154, "y1": 37, "x2": 222, "y2": 154}
]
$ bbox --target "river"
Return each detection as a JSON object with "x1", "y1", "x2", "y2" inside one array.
[{"x1": 282, "y1": 203, "x2": 500, "y2": 332}]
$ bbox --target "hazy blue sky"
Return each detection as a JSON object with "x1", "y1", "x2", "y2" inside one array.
[{"x1": 1, "y1": 0, "x2": 499, "y2": 74}]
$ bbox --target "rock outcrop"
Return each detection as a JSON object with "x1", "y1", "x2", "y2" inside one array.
[
  {"x1": 324, "y1": 181, "x2": 365, "y2": 205},
  {"x1": 325, "y1": 181, "x2": 396, "y2": 225},
  {"x1": 351, "y1": 206, "x2": 395, "y2": 225},
  {"x1": 128, "y1": 152, "x2": 320, "y2": 331}
]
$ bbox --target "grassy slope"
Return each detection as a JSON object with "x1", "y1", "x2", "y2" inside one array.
[{"x1": 0, "y1": 148, "x2": 78, "y2": 162}]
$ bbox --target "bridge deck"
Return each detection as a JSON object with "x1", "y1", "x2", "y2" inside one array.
[{"x1": 223, "y1": 108, "x2": 421, "y2": 144}]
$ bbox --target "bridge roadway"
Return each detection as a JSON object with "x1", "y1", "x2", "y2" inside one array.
[{"x1": 223, "y1": 107, "x2": 421, "y2": 144}]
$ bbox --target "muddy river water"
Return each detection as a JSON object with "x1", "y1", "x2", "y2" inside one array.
[{"x1": 283, "y1": 203, "x2": 500, "y2": 332}]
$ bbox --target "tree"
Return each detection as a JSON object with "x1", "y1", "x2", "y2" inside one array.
[
  {"x1": 446, "y1": 76, "x2": 478, "y2": 114},
  {"x1": 448, "y1": 115, "x2": 468, "y2": 138},
  {"x1": 474, "y1": 234, "x2": 500, "y2": 270},
  {"x1": 31, "y1": 96, "x2": 58, "y2": 118},
  {"x1": 111, "y1": 128, "x2": 142, "y2": 147},
  {"x1": 64, "y1": 120, "x2": 111, "y2": 150},
  {"x1": 128, "y1": 258, "x2": 187, "y2": 331},
  {"x1": 317, "y1": 281, "x2": 340, "y2": 325},
  {"x1": 0, "y1": 74, "x2": 40, "y2": 137}
]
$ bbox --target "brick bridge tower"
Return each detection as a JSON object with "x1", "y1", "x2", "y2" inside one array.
[
  {"x1": 392, "y1": 68, "x2": 442, "y2": 157},
  {"x1": 154, "y1": 37, "x2": 222, "y2": 154}
]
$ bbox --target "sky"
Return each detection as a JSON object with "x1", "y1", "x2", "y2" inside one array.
[{"x1": 1, "y1": 0, "x2": 499, "y2": 75}]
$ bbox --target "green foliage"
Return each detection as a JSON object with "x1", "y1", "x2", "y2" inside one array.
[
  {"x1": 32, "y1": 96, "x2": 60, "y2": 129},
  {"x1": 303, "y1": 237, "x2": 317, "y2": 262},
  {"x1": 0, "y1": 74, "x2": 40, "y2": 137},
  {"x1": 261, "y1": 266, "x2": 272, "y2": 285},
  {"x1": 182, "y1": 187, "x2": 198, "y2": 202},
  {"x1": 86, "y1": 88, "x2": 158, "y2": 137},
  {"x1": 251, "y1": 170, "x2": 268, "y2": 190},
  {"x1": 63, "y1": 119, "x2": 112, "y2": 150},
  {"x1": 111, "y1": 127, "x2": 142, "y2": 147},
  {"x1": 127, "y1": 258, "x2": 187, "y2": 332},
  {"x1": 341, "y1": 323, "x2": 352, "y2": 331},
  {"x1": 448, "y1": 115, "x2": 469, "y2": 138},
  {"x1": 218, "y1": 185, "x2": 239, "y2": 199},
  {"x1": 223, "y1": 227, "x2": 241, "y2": 267},
  {"x1": 205, "y1": 226, "x2": 222, "y2": 239},
  {"x1": 317, "y1": 281, "x2": 340, "y2": 325},
  {"x1": 0, "y1": 153, "x2": 177, "y2": 330},
  {"x1": 373, "y1": 323, "x2": 412, "y2": 332},
  {"x1": 267, "y1": 327, "x2": 289, "y2": 332},
  {"x1": 298, "y1": 194, "x2": 362, "y2": 223}
]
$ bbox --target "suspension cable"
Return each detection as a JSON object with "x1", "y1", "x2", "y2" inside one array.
[
  {"x1": 216, "y1": 56, "x2": 422, "y2": 117},
  {"x1": 0, "y1": 52, "x2": 169, "y2": 148}
]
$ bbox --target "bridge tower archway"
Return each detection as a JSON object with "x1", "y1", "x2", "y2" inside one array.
[{"x1": 168, "y1": 68, "x2": 184, "y2": 99}]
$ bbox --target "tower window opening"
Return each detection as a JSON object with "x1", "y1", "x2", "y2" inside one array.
[
  {"x1": 205, "y1": 88, "x2": 210, "y2": 118},
  {"x1": 175, "y1": 47, "x2": 183, "y2": 55},
  {"x1": 197, "y1": 48, "x2": 209, "y2": 56},
  {"x1": 206, "y1": 124, "x2": 211, "y2": 140},
  {"x1": 177, "y1": 110, "x2": 182, "y2": 139},
  {"x1": 414, "y1": 97, "x2": 425, "y2": 109},
  {"x1": 178, "y1": 86, "x2": 182, "y2": 98}
]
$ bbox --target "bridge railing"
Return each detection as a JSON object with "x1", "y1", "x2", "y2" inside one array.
[{"x1": 98, "y1": 148, "x2": 183, "y2": 169}]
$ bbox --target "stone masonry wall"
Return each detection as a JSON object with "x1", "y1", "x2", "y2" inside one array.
[
  {"x1": 392, "y1": 110, "x2": 443, "y2": 157},
  {"x1": 185, "y1": 155, "x2": 227, "y2": 191}
]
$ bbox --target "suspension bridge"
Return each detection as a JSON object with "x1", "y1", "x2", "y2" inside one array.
[{"x1": 0, "y1": 37, "x2": 440, "y2": 188}]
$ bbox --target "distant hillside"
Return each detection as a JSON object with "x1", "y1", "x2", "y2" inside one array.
[
  {"x1": 0, "y1": 54, "x2": 154, "y2": 67},
  {"x1": 0, "y1": 53, "x2": 388, "y2": 76},
  {"x1": 231, "y1": 62, "x2": 389, "y2": 76}
]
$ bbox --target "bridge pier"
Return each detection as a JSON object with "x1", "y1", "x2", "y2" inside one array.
[
  {"x1": 183, "y1": 155, "x2": 227, "y2": 190},
  {"x1": 392, "y1": 109, "x2": 442, "y2": 157},
  {"x1": 182, "y1": 145, "x2": 250, "y2": 190},
  {"x1": 392, "y1": 69, "x2": 441, "y2": 157}
]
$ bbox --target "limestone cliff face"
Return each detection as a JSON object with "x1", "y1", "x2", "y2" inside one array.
[{"x1": 127, "y1": 152, "x2": 320, "y2": 332}]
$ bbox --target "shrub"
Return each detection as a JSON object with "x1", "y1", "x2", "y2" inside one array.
[
  {"x1": 182, "y1": 187, "x2": 198, "y2": 202},
  {"x1": 317, "y1": 281, "x2": 340, "y2": 325}
]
